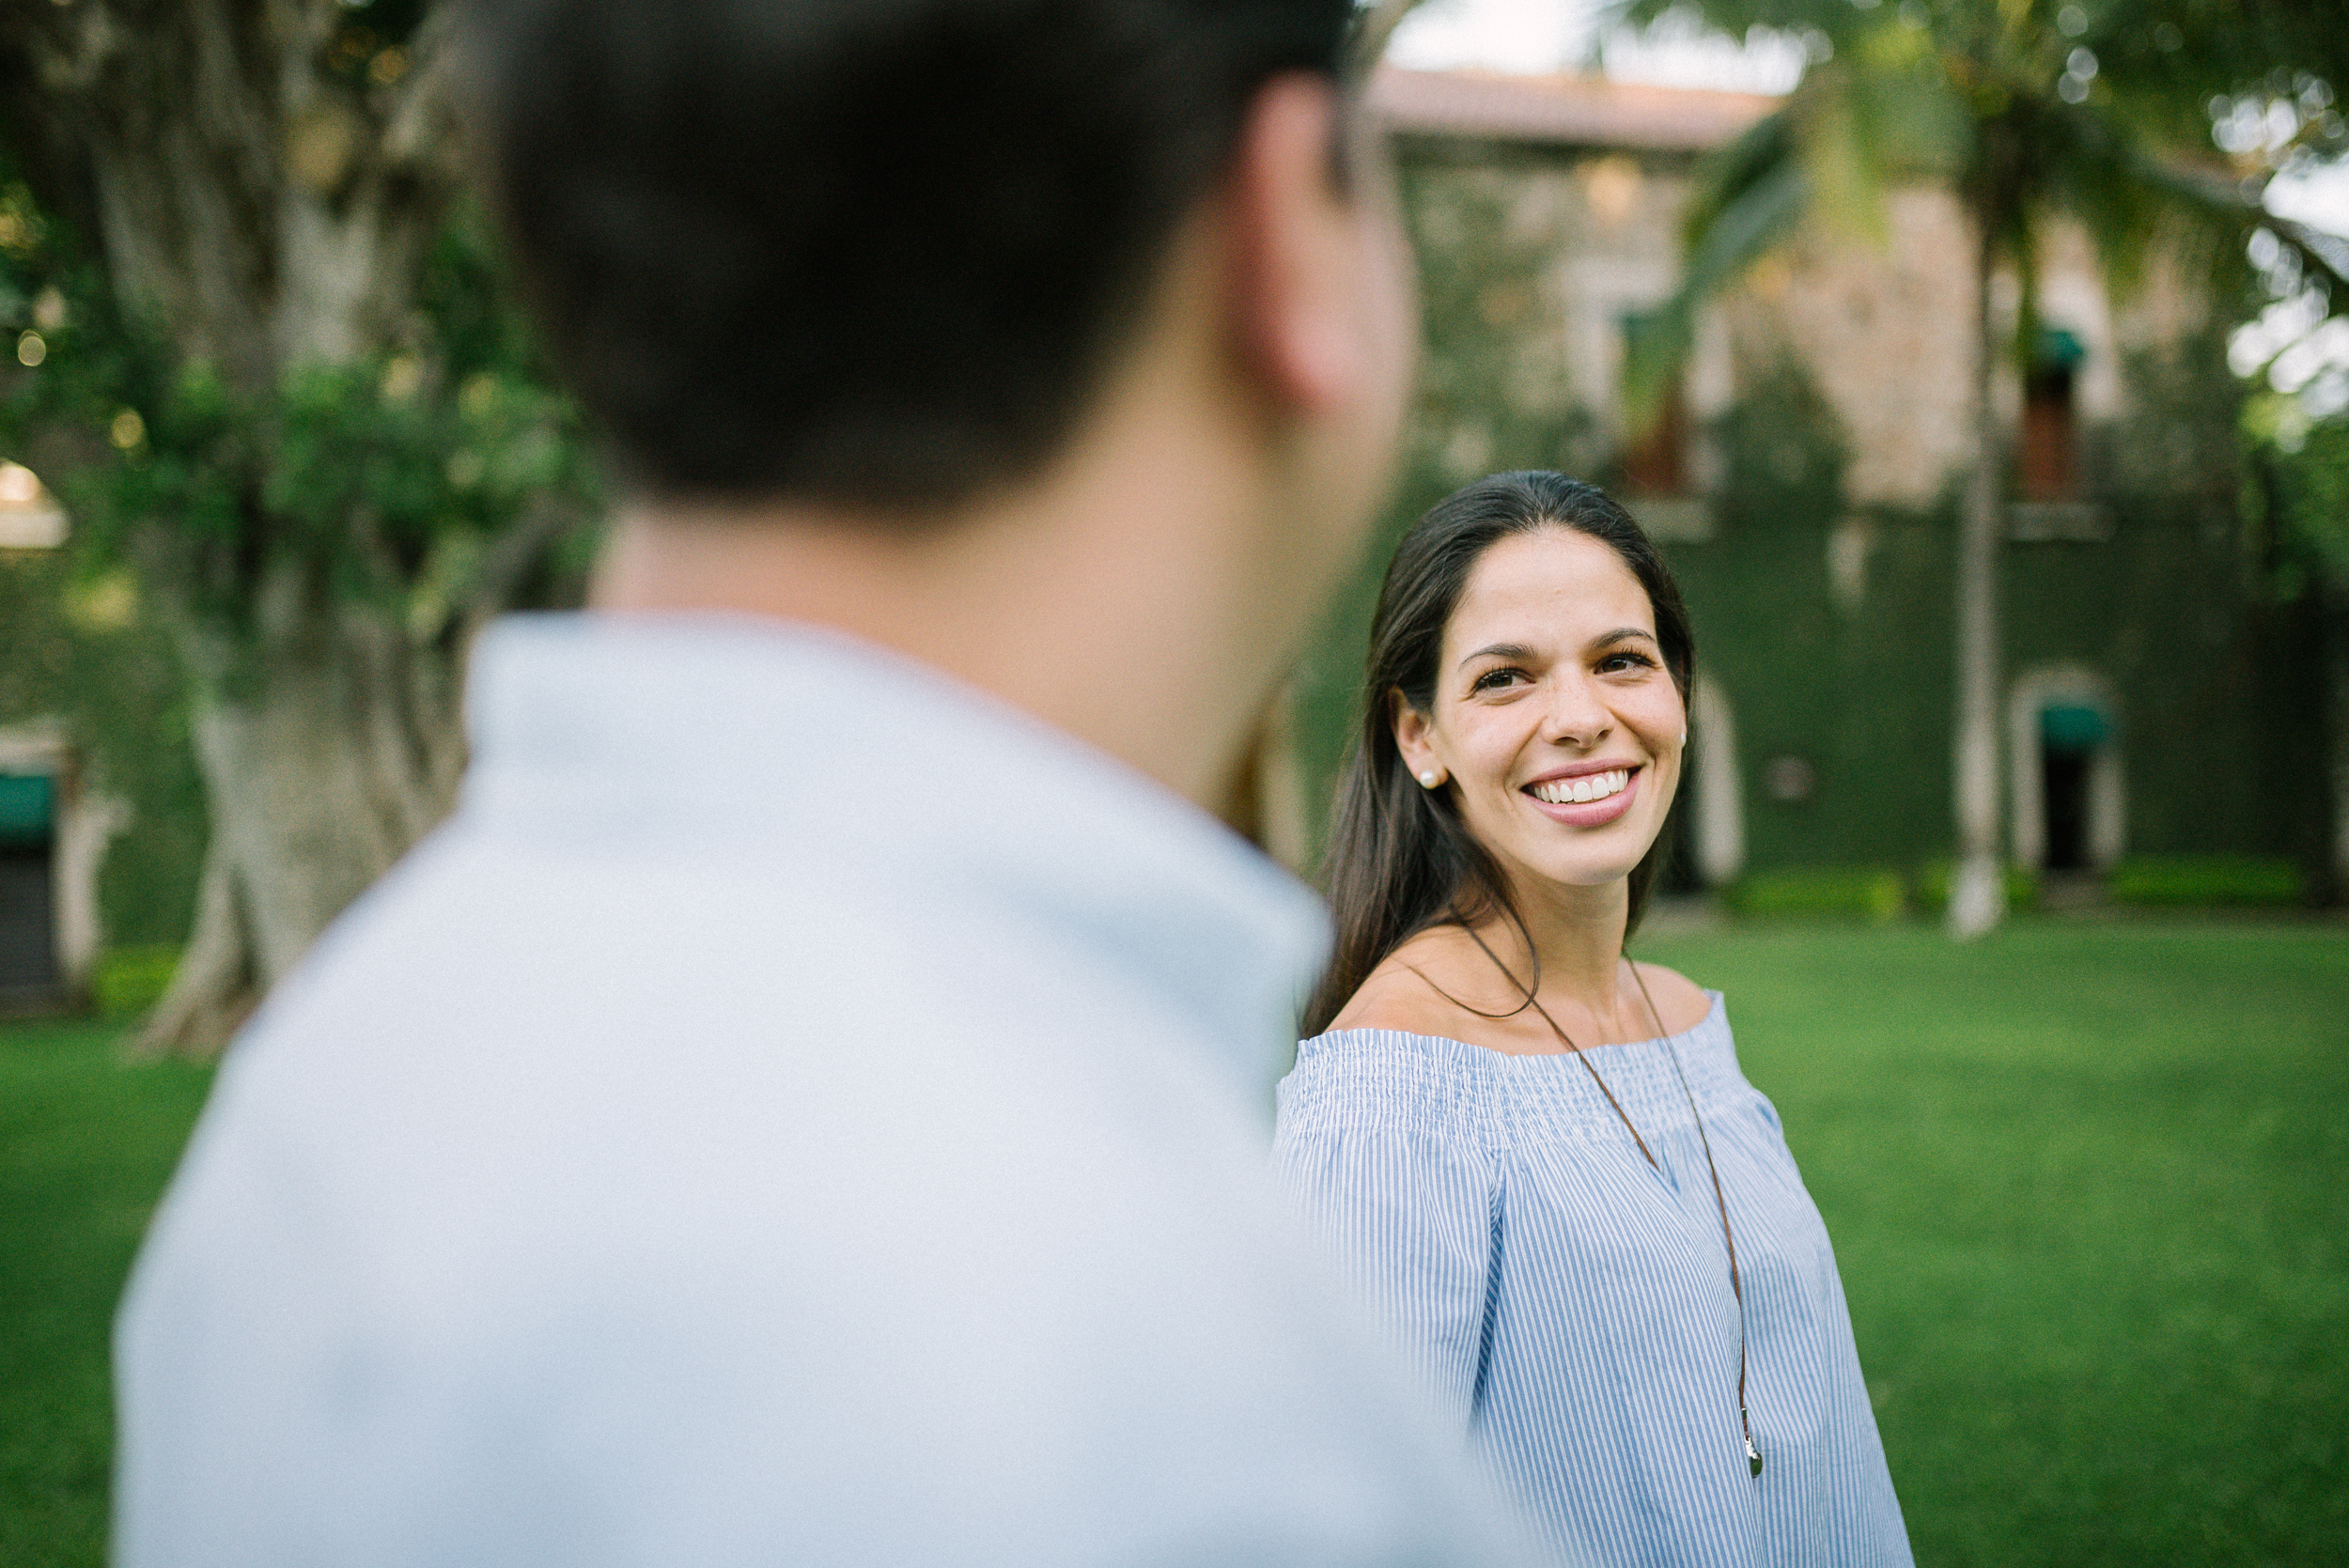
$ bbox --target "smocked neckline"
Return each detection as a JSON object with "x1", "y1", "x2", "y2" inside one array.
[{"x1": 1300, "y1": 990, "x2": 1724, "y2": 1064}]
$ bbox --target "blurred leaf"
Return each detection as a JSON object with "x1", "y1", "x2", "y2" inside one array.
[{"x1": 1603, "y1": 0, "x2": 2349, "y2": 415}]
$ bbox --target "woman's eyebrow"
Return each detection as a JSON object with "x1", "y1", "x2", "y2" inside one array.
[
  {"x1": 1457, "y1": 641, "x2": 1538, "y2": 669},
  {"x1": 1590, "y1": 628, "x2": 1657, "y2": 649}
]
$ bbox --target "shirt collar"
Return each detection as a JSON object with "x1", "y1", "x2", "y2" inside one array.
[{"x1": 464, "y1": 612, "x2": 1330, "y2": 1090}]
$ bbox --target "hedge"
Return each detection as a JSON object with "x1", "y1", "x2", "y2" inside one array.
[
  {"x1": 1913, "y1": 860, "x2": 2043, "y2": 914},
  {"x1": 1723, "y1": 866, "x2": 1906, "y2": 923},
  {"x1": 2106, "y1": 855, "x2": 2306, "y2": 908}
]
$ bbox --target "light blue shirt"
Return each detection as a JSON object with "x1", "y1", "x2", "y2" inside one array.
[
  {"x1": 116, "y1": 613, "x2": 1542, "y2": 1568},
  {"x1": 1274, "y1": 999, "x2": 1912, "y2": 1568}
]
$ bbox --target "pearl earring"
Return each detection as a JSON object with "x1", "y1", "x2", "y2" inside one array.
[
  {"x1": 1418, "y1": 769, "x2": 1441, "y2": 788},
  {"x1": 1678, "y1": 728, "x2": 1688, "y2": 746}
]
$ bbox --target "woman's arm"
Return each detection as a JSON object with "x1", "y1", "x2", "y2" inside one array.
[{"x1": 1272, "y1": 1109, "x2": 1501, "y2": 1423}]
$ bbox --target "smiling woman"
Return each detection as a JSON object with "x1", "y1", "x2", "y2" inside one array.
[
  {"x1": 1392, "y1": 524, "x2": 1688, "y2": 923},
  {"x1": 1277, "y1": 471, "x2": 1913, "y2": 1567},
  {"x1": 1303, "y1": 471, "x2": 1694, "y2": 1039}
]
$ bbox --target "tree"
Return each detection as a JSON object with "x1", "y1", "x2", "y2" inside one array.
[
  {"x1": 2248, "y1": 411, "x2": 2349, "y2": 899},
  {"x1": 1615, "y1": 0, "x2": 2349, "y2": 934},
  {"x1": 0, "y1": 1, "x2": 595, "y2": 1052}
]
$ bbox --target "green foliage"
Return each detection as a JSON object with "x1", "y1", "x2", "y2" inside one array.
[
  {"x1": 2108, "y1": 853, "x2": 2308, "y2": 906},
  {"x1": 0, "y1": 164, "x2": 165, "y2": 479},
  {"x1": 1723, "y1": 863, "x2": 1906, "y2": 920},
  {"x1": 2253, "y1": 412, "x2": 2349, "y2": 598},
  {"x1": 92, "y1": 946, "x2": 180, "y2": 1021},
  {"x1": 0, "y1": 159, "x2": 599, "y2": 640},
  {"x1": 82, "y1": 352, "x2": 594, "y2": 628}
]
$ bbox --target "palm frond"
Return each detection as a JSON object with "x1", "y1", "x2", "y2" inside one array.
[{"x1": 1625, "y1": 109, "x2": 1808, "y2": 430}]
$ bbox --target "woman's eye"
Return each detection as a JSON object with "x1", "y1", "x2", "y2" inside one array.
[
  {"x1": 1598, "y1": 652, "x2": 1657, "y2": 675},
  {"x1": 1470, "y1": 668, "x2": 1525, "y2": 694}
]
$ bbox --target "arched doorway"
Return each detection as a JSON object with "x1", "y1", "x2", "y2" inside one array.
[
  {"x1": 0, "y1": 723, "x2": 120, "y2": 1013},
  {"x1": 2007, "y1": 666, "x2": 2123, "y2": 873},
  {"x1": 2037, "y1": 703, "x2": 2107, "y2": 869},
  {"x1": 0, "y1": 768, "x2": 59, "y2": 1004}
]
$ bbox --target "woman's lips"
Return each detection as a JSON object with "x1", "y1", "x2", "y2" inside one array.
[{"x1": 1522, "y1": 765, "x2": 1642, "y2": 827}]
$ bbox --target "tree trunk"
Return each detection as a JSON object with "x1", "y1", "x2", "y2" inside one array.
[
  {"x1": 134, "y1": 571, "x2": 468, "y2": 1056},
  {"x1": 139, "y1": 835, "x2": 258, "y2": 1050},
  {"x1": 2326, "y1": 577, "x2": 2349, "y2": 904},
  {"x1": 1948, "y1": 207, "x2": 2006, "y2": 939}
]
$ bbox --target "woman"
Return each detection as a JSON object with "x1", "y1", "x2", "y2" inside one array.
[{"x1": 1274, "y1": 473, "x2": 1910, "y2": 1567}]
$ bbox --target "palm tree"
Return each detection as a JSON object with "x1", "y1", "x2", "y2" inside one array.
[{"x1": 1615, "y1": 0, "x2": 2348, "y2": 935}]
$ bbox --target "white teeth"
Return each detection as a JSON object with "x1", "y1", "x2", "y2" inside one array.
[{"x1": 1531, "y1": 768, "x2": 1628, "y2": 806}]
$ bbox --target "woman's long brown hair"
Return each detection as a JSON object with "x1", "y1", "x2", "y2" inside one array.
[{"x1": 1302, "y1": 472, "x2": 1695, "y2": 1037}]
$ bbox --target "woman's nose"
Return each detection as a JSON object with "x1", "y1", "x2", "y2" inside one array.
[{"x1": 1540, "y1": 675, "x2": 1611, "y2": 748}]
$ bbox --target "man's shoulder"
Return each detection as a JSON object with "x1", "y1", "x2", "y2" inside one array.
[{"x1": 231, "y1": 810, "x2": 1229, "y2": 1170}]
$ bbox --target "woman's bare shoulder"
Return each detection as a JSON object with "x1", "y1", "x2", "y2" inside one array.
[
  {"x1": 1321, "y1": 969, "x2": 1458, "y2": 1040},
  {"x1": 1319, "y1": 926, "x2": 1530, "y2": 1043},
  {"x1": 1628, "y1": 959, "x2": 1715, "y2": 1035}
]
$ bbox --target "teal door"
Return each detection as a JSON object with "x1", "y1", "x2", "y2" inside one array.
[
  {"x1": 2038, "y1": 706, "x2": 2109, "y2": 871},
  {"x1": 0, "y1": 773, "x2": 58, "y2": 999}
]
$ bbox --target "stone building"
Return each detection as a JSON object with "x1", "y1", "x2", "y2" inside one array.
[{"x1": 1283, "y1": 68, "x2": 2329, "y2": 894}]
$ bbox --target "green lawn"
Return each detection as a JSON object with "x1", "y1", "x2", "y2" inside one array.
[
  {"x1": 0, "y1": 1018, "x2": 210, "y2": 1568},
  {"x1": 2, "y1": 919, "x2": 2343, "y2": 1565},
  {"x1": 1639, "y1": 919, "x2": 2349, "y2": 1567}
]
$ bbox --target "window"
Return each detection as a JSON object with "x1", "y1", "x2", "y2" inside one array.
[
  {"x1": 1618, "y1": 309, "x2": 1688, "y2": 496},
  {"x1": 2018, "y1": 327, "x2": 2085, "y2": 502}
]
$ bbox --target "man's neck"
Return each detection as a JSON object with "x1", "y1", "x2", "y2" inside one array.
[{"x1": 590, "y1": 282, "x2": 1306, "y2": 810}]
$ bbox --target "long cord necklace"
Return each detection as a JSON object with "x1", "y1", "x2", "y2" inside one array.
[{"x1": 1456, "y1": 926, "x2": 1766, "y2": 1480}]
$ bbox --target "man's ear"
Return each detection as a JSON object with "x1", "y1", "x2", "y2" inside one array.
[{"x1": 1224, "y1": 72, "x2": 1379, "y2": 413}]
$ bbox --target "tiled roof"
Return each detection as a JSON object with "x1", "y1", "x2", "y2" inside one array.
[{"x1": 1368, "y1": 67, "x2": 1781, "y2": 152}]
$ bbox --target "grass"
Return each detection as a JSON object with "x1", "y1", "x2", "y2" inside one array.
[
  {"x1": 0, "y1": 1018, "x2": 211, "y2": 1568},
  {"x1": 1, "y1": 918, "x2": 2342, "y2": 1565},
  {"x1": 1639, "y1": 918, "x2": 2349, "y2": 1567}
]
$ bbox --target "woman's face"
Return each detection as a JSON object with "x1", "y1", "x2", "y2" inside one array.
[{"x1": 1392, "y1": 525, "x2": 1687, "y2": 902}]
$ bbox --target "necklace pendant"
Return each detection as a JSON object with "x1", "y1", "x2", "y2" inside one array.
[{"x1": 1745, "y1": 1433, "x2": 1765, "y2": 1478}]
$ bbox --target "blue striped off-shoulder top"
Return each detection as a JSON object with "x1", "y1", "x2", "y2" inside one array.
[{"x1": 1273, "y1": 993, "x2": 1912, "y2": 1568}]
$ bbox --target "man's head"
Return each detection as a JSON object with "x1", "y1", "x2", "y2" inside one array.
[
  {"x1": 457, "y1": 0, "x2": 1415, "y2": 809},
  {"x1": 457, "y1": 0, "x2": 1366, "y2": 510}
]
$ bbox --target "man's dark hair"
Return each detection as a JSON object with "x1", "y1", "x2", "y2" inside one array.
[{"x1": 455, "y1": 0, "x2": 1358, "y2": 510}]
